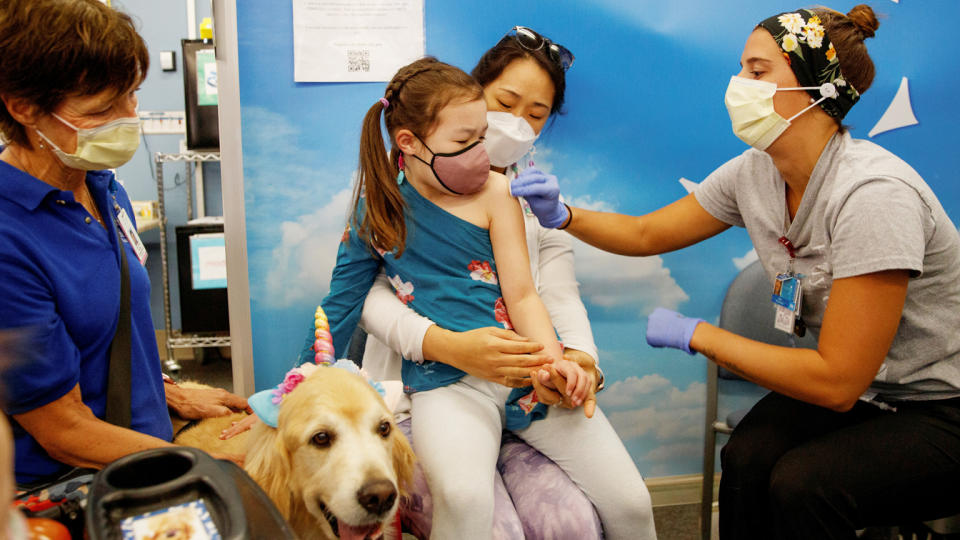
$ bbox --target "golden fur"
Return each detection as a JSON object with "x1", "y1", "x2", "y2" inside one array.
[{"x1": 173, "y1": 370, "x2": 415, "y2": 540}]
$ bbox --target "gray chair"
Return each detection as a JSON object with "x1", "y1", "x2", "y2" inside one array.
[{"x1": 700, "y1": 260, "x2": 817, "y2": 540}]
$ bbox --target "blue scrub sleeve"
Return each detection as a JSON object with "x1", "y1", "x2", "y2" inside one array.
[{"x1": 0, "y1": 255, "x2": 82, "y2": 415}]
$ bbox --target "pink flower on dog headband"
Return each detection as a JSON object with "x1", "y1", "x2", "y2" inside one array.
[{"x1": 249, "y1": 360, "x2": 386, "y2": 428}]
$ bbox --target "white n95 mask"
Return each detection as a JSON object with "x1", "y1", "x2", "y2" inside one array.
[
  {"x1": 724, "y1": 76, "x2": 836, "y2": 151},
  {"x1": 37, "y1": 113, "x2": 141, "y2": 170},
  {"x1": 484, "y1": 111, "x2": 539, "y2": 168}
]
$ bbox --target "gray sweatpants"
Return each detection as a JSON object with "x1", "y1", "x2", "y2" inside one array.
[{"x1": 411, "y1": 375, "x2": 657, "y2": 539}]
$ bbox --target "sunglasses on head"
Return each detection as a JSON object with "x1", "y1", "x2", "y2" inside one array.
[{"x1": 506, "y1": 26, "x2": 575, "y2": 71}]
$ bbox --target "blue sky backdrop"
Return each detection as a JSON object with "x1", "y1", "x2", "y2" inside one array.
[{"x1": 237, "y1": 0, "x2": 959, "y2": 476}]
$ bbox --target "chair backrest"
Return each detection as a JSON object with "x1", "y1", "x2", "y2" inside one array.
[{"x1": 717, "y1": 259, "x2": 817, "y2": 378}]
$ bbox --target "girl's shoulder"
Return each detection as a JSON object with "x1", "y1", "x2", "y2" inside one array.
[{"x1": 481, "y1": 170, "x2": 512, "y2": 200}]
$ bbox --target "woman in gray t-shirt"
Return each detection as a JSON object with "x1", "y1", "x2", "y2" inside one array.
[{"x1": 512, "y1": 5, "x2": 960, "y2": 540}]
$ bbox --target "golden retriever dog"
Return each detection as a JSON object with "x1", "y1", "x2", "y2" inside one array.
[{"x1": 174, "y1": 368, "x2": 415, "y2": 540}]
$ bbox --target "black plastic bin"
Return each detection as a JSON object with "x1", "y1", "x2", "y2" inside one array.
[
  {"x1": 175, "y1": 222, "x2": 229, "y2": 334},
  {"x1": 85, "y1": 447, "x2": 294, "y2": 540}
]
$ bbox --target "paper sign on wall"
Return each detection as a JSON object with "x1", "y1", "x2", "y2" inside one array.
[
  {"x1": 190, "y1": 233, "x2": 227, "y2": 289},
  {"x1": 196, "y1": 49, "x2": 218, "y2": 106},
  {"x1": 292, "y1": 0, "x2": 424, "y2": 82}
]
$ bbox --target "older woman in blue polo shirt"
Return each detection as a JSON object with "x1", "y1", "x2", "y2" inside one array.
[{"x1": 0, "y1": 0, "x2": 248, "y2": 486}]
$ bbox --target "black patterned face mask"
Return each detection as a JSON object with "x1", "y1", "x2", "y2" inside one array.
[{"x1": 758, "y1": 9, "x2": 860, "y2": 119}]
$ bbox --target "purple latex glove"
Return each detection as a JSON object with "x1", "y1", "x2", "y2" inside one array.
[
  {"x1": 510, "y1": 167, "x2": 570, "y2": 229},
  {"x1": 645, "y1": 307, "x2": 705, "y2": 355}
]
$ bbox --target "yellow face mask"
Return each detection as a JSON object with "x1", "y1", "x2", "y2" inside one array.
[
  {"x1": 36, "y1": 113, "x2": 141, "y2": 170},
  {"x1": 724, "y1": 76, "x2": 835, "y2": 151}
]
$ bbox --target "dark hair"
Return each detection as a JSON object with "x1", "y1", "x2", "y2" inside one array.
[
  {"x1": 354, "y1": 57, "x2": 483, "y2": 256},
  {"x1": 815, "y1": 4, "x2": 880, "y2": 94},
  {"x1": 471, "y1": 32, "x2": 567, "y2": 116},
  {"x1": 0, "y1": 0, "x2": 149, "y2": 148}
]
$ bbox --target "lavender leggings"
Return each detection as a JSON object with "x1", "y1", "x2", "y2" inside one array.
[{"x1": 396, "y1": 418, "x2": 602, "y2": 539}]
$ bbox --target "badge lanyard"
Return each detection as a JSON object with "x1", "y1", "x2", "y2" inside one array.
[
  {"x1": 772, "y1": 236, "x2": 806, "y2": 336},
  {"x1": 112, "y1": 195, "x2": 148, "y2": 266}
]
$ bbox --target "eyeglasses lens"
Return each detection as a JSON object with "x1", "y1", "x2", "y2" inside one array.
[
  {"x1": 513, "y1": 27, "x2": 543, "y2": 50},
  {"x1": 508, "y1": 26, "x2": 574, "y2": 71}
]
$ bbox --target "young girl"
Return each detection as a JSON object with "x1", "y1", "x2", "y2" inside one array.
[
  {"x1": 318, "y1": 56, "x2": 658, "y2": 538},
  {"x1": 326, "y1": 57, "x2": 587, "y2": 425}
]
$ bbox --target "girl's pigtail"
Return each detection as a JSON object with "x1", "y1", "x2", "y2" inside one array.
[{"x1": 355, "y1": 96, "x2": 406, "y2": 255}]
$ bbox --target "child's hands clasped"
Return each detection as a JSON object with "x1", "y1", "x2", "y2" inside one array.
[{"x1": 532, "y1": 358, "x2": 593, "y2": 417}]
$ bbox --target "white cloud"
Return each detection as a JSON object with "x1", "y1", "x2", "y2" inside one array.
[
  {"x1": 599, "y1": 374, "x2": 672, "y2": 408},
  {"x1": 259, "y1": 188, "x2": 354, "y2": 308},
  {"x1": 241, "y1": 107, "x2": 327, "y2": 213},
  {"x1": 573, "y1": 240, "x2": 689, "y2": 315},
  {"x1": 566, "y1": 194, "x2": 615, "y2": 212},
  {"x1": 667, "y1": 381, "x2": 707, "y2": 408},
  {"x1": 733, "y1": 248, "x2": 758, "y2": 270},
  {"x1": 240, "y1": 107, "x2": 363, "y2": 309},
  {"x1": 599, "y1": 378, "x2": 707, "y2": 471},
  {"x1": 604, "y1": 400, "x2": 703, "y2": 442}
]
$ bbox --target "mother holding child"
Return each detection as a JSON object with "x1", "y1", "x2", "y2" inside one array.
[{"x1": 321, "y1": 42, "x2": 656, "y2": 539}]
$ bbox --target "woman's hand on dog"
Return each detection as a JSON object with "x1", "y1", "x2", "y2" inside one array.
[
  {"x1": 166, "y1": 384, "x2": 251, "y2": 420},
  {"x1": 422, "y1": 325, "x2": 553, "y2": 388},
  {"x1": 530, "y1": 348, "x2": 598, "y2": 418}
]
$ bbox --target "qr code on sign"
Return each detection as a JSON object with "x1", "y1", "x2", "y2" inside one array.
[{"x1": 347, "y1": 50, "x2": 370, "y2": 73}]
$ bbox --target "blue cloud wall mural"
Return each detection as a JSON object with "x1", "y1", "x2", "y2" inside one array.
[{"x1": 236, "y1": 0, "x2": 960, "y2": 476}]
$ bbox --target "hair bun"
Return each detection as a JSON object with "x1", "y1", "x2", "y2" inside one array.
[{"x1": 847, "y1": 4, "x2": 879, "y2": 39}]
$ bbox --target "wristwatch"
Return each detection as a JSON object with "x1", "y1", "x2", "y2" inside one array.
[{"x1": 595, "y1": 364, "x2": 605, "y2": 392}]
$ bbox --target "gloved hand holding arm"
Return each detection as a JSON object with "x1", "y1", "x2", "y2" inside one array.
[{"x1": 510, "y1": 167, "x2": 570, "y2": 229}]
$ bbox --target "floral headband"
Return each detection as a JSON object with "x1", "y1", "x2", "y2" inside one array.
[
  {"x1": 248, "y1": 359, "x2": 388, "y2": 428},
  {"x1": 759, "y1": 9, "x2": 860, "y2": 119},
  {"x1": 248, "y1": 306, "x2": 392, "y2": 428}
]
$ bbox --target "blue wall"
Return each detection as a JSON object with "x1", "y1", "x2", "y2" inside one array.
[
  {"x1": 113, "y1": 0, "x2": 220, "y2": 332},
  {"x1": 235, "y1": 1, "x2": 960, "y2": 477}
]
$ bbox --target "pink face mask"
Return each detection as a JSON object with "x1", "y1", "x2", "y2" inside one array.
[{"x1": 411, "y1": 137, "x2": 490, "y2": 195}]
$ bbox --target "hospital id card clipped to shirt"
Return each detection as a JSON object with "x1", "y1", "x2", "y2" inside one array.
[
  {"x1": 114, "y1": 199, "x2": 148, "y2": 266},
  {"x1": 773, "y1": 236, "x2": 806, "y2": 337}
]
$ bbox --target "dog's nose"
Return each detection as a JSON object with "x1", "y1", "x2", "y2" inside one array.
[{"x1": 356, "y1": 479, "x2": 397, "y2": 515}]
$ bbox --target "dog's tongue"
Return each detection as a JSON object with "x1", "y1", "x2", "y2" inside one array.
[{"x1": 338, "y1": 522, "x2": 382, "y2": 540}]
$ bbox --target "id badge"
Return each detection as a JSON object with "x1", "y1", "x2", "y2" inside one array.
[
  {"x1": 774, "y1": 304, "x2": 796, "y2": 333},
  {"x1": 772, "y1": 273, "x2": 800, "y2": 312},
  {"x1": 772, "y1": 273, "x2": 804, "y2": 335},
  {"x1": 115, "y1": 205, "x2": 148, "y2": 265}
]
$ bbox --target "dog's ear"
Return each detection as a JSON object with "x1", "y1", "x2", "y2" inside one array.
[
  {"x1": 244, "y1": 423, "x2": 294, "y2": 518},
  {"x1": 391, "y1": 428, "x2": 417, "y2": 496}
]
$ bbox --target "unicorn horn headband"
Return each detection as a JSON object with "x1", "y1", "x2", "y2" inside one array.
[{"x1": 247, "y1": 306, "x2": 388, "y2": 427}]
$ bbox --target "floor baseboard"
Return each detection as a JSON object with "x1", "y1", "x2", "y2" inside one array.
[{"x1": 646, "y1": 473, "x2": 720, "y2": 507}]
